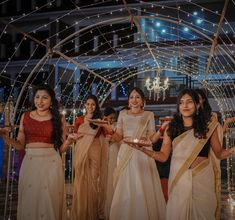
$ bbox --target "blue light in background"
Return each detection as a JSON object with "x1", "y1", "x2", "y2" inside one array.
[
  {"x1": 156, "y1": 22, "x2": 161, "y2": 27},
  {"x1": 196, "y1": 19, "x2": 203, "y2": 24}
]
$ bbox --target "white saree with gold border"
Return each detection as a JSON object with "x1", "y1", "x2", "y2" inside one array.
[
  {"x1": 166, "y1": 119, "x2": 222, "y2": 220},
  {"x1": 71, "y1": 121, "x2": 109, "y2": 220},
  {"x1": 109, "y1": 110, "x2": 166, "y2": 220}
]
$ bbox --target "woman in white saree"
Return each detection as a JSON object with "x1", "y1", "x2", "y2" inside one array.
[
  {"x1": 102, "y1": 87, "x2": 166, "y2": 220},
  {"x1": 131, "y1": 88, "x2": 235, "y2": 220}
]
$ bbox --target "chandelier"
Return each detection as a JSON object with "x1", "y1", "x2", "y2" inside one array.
[{"x1": 145, "y1": 69, "x2": 169, "y2": 101}]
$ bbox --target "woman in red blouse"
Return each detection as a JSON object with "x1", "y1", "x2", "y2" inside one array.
[
  {"x1": 0, "y1": 84, "x2": 67, "y2": 220},
  {"x1": 62, "y1": 94, "x2": 109, "y2": 220}
]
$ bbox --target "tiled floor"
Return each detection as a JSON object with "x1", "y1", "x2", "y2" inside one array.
[{"x1": 0, "y1": 178, "x2": 235, "y2": 220}]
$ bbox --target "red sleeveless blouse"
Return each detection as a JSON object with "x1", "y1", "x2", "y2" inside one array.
[{"x1": 23, "y1": 112, "x2": 53, "y2": 144}]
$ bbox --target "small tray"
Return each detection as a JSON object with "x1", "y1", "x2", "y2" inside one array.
[{"x1": 123, "y1": 138, "x2": 152, "y2": 147}]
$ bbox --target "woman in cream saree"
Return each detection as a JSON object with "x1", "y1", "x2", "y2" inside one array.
[
  {"x1": 62, "y1": 95, "x2": 109, "y2": 220},
  {"x1": 129, "y1": 88, "x2": 235, "y2": 220},
  {"x1": 110, "y1": 109, "x2": 166, "y2": 220},
  {"x1": 103, "y1": 87, "x2": 166, "y2": 220},
  {"x1": 167, "y1": 118, "x2": 222, "y2": 220}
]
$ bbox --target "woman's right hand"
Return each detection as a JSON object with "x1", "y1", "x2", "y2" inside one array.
[
  {"x1": 67, "y1": 133, "x2": 81, "y2": 141},
  {"x1": 0, "y1": 128, "x2": 9, "y2": 136},
  {"x1": 223, "y1": 116, "x2": 235, "y2": 133},
  {"x1": 102, "y1": 124, "x2": 114, "y2": 134}
]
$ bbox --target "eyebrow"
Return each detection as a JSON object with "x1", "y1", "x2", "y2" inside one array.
[
  {"x1": 180, "y1": 98, "x2": 193, "y2": 101},
  {"x1": 35, "y1": 94, "x2": 49, "y2": 97}
]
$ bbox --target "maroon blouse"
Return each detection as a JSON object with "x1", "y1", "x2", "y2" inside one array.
[{"x1": 23, "y1": 112, "x2": 53, "y2": 144}]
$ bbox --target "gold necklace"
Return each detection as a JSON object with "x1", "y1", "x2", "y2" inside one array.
[
  {"x1": 35, "y1": 110, "x2": 49, "y2": 117},
  {"x1": 129, "y1": 109, "x2": 143, "y2": 115}
]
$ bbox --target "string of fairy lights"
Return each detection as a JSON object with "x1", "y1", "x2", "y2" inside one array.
[{"x1": 0, "y1": 0, "x2": 235, "y2": 218}]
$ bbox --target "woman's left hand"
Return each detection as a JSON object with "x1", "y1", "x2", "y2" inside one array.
[
  {"x1": 230, "y1": 147, "x2": 235, "y2": 155},
  {"x1": 68, "y1": 133, "x2": 82, "y2": 141}
]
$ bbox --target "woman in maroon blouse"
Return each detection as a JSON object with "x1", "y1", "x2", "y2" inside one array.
[{"x1": 0, "y1": 84, "x2": 67, "y2": 220}]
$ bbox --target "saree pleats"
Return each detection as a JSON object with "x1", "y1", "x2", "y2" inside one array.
[
  {"x1": 110, "y1": 146, "x2": 166, "y2": 220},
  {"x1": 71, "y1": 122, "x2": 109, "y2": 220},
  {"x1": 104, "y1": 141, "x2": 119, "y2": 218}
]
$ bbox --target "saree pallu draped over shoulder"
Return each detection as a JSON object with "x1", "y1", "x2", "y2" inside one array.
[
  {"x1": 112, "y1": 111, "x2": 152, "y2": 188},
  {"x1": 71, "y1": 121, "x2": 109, "y2": 220},
  {"x1": 167, "y1": 119, "x2": 222, "y2": 220},
  {"x1": 110, "y1": 111, "x2": 166, "y2": 220}
]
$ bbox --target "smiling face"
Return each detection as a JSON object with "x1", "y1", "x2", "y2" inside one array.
[
  {"x1": 34, "y1": 90, "x2": 52, "y2": 112},
  {"x1": 84, "y1": 98, "x2": 96, "y2": 115},
  {"x1": 128, "y1": 89, "x2": 144, "y2": 110},
  {"x1": 179, "y1": 94, "x2": 197, "y2": 118}
]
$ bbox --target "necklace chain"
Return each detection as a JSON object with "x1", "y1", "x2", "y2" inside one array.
[
  {"x1": 35, "y1": 110, "x2": 49, "y2": 117},
  {"x1": 129, "y1": 109, "x2": 143, "y2": 115}
]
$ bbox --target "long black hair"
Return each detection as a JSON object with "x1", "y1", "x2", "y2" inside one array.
[
  {"x1": 167, "y1": 88, "x2": 208, "y2": 140},
  {"x1": 103, "y1": 106, "x2": 116, "y2": 117},
  {"x1": 84, "y1": 94, "x2": 102, "y2": 129},
  {"x1": 32, "y1": 84, "x2": 63, "y2": 150},
  {"x1": 195, "y1": 88, "x2": 212, "y2": 123}
]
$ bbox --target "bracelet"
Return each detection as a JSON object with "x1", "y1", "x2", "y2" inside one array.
[
  {"x1": 159, "y1": 126, "x2": 165, "y2": 135},
  {"x1": 66, "y1": 138, "x2": 73, "y2": 144},
  {"x1": 109, "y1": 129, "x2": 115, "y2": 135},
  {"x1": 142, "y1": 148, "x2": 155, "y2": 159},
  {"x1": 230, "y1": 147, "x2": 234, "y2": 155},
  {"x1": 141, "y1": 147, "x2": 146, "y2": 152},
  {"x1": 151, "y1": 152, "x2": 155, "y2": 158}
]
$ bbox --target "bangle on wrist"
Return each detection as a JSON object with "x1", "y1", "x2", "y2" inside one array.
[
  {"x1": 109, "y1": 129, "x2": 115, "y2": 135},
  {"x1": 230, "y1": 148, "x2": 234, "y2": 155},
  {"x1": 141, "y1": 147, "x2": 146, "y2": 152},
  {"x1": 66, "y1": 139, "x2": 72, "y2": 144},
  {"x1": 159, "y1": 127, "x2": 165, "y2": 135},
  {"x1": 151, "y1": 152, "x2": 155, "y2": 158}
]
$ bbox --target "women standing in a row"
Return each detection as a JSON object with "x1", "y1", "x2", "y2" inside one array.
[
  {"x1": 62, "y1": 94, "x2": 109, "y2": 220},
  {"x1": 0, "y1": 84, "x2": 67, "y2": 220},
  {"x1": 131, "y1": 88, "x2": 235, "y2": 220},
  {"x1": 102, "y1": 87, "x2": 166, "y2": 220}
]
